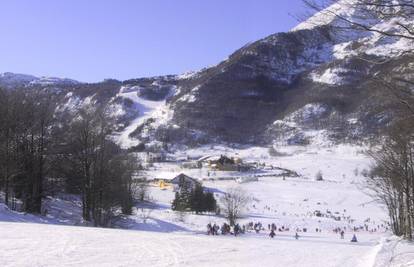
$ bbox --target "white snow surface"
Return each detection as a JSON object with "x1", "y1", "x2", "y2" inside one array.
[
  {"x1": 0, "y1": 221, "x2": 403, "y2": 267},
  {"x1": 292, "y1": 0, "x2": 359, "y2": 32},
  {"x1": 286, "y1": 103, "x2": 328, "y2": 122},
  {"x1": 29, "y1": 76, "x2": 79, "y2": 86},
  {"x1": 311, "y1": 67, "x2": 350, "y2": 85}
]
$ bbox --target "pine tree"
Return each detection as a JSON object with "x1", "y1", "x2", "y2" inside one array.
[
  {"x1": 205, "y1": 192, "x2": 217, "y2": 213},
  {"x1": 178, "y1": 179, "x2": 192, "y2": 210},
  {"x1": 191, "y1": 184, "x2": 205, "y2": 214},
  {"x1": 171, "y1": 181, "x2": 217, "y2": 214},
  {"x1": 171, "y1": 192, "x2": 183, "y2": 211}
]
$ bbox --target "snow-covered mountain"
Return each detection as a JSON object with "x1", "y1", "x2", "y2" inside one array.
[
  {"x1": 0, "y1": 72, "x2": 38, "y2": 87},
  {"x1": 0, "y1": 72, "x2": 80, "y2": 88},
  {"x1": 161, "y1": 0, "x2": 414, "y2": 146},
  {"x1": 2, "y1": 2, "x2": 413, "y2": 150}
]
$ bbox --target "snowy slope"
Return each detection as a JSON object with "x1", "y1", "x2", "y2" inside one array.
[
  {"x1": 0, "y1": 221, "x2": 394, "y2": 267},
  {"x1": 0, "y1": 194, "x2": 83, "y2": 225},
  {"x1": 293, "y1": 0, "x2": 414, "y2": 61},
  {"x1": 115, "y1": 85, "x2": 174, "y2": 148}
]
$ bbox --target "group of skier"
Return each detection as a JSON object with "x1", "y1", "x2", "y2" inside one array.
[
  {"x1": 333, "y1": 227, "x2": 361, "y2": 242},
  {"x1": 207, "y1": 221, "x2": 359, "y2": 242},
  {"x1": 207, "y1": 223, "x2": 245, "y2": 236}
]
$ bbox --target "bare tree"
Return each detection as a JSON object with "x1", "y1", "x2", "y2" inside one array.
[
  {"x1": 0, "y1": 88, "x2": 56, "y2": 213},
  {"x1": 220, "y1": 187, "x2": 251, "y2": 226},
  {"x1": 367, "y1": 121, "x2": 414, "y2": 240},
  {"x1": 58, "y1": 104, "x2": 136, "y2": 226},
  {"x1": 135, "y1": 178, "x2": 149, "y2": 202},
  {"x1": 139, "y1": 208, "x2": 153, "y2": 224}
]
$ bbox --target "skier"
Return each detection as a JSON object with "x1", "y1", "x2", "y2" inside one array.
[
  {"x1": 213, "y1": 224, "x2": 218, "y2": 235},
  {"x1": 340, "y1": 230, "x2": 345, "y2": 239},
  {"x1": 234, "y1": 224, "x2": 240, "y2": 236},
  {"x1": 351, "y1": 234, "x2": 358, "y2": 242},
  {"x1": 295, "y1": 232, "x2": 299, "y2": 240},
  {"x1": 269, "y1": 229, "x2": 276, "y2": 238},
  {"x1": 215, "y1": 224, "x2": 220, "y2": 235},
  {"x1": 221, "y1": 224, "x2": 226, "y2": 235},
  {"x1": 254, "y1": 223, "x2": 259, "y2": 233}
]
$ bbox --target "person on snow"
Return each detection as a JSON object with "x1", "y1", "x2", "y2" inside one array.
[
  {"x1": 221, "y1": 223, "x2": 228, "y2": 235},
  {"x1": 234, "y1": 224, "x2": 240, "y2": 236},
  {"x1": 269, "y1": 229, "x2": 276, "y2": 238},
  {"x1": 254, "y1": 223, "x2": 261, "y2": 233},
  {"x1": 351, "y1": 234, "x2": 358, "y2": 242},
  {"x1": 295, "y1": 232, "x2": 299, "y2": 240},
  {"x1": 340, "y1": 230, "x2": 345, "y2": 239},
  {"x1": 212, "y1": 224, "x2": 218, "y2": 235}
]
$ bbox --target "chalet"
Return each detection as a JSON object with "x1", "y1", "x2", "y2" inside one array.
[
  {"x1": 136, "y1": 151, "x2": 166, "y2": 163},
  {"x1": 208, "y1": 155, "x2": 242, "y2": 171},
  {"x1": 181, "y1": 161, "x2": 202, "y2": 169},
  {"x1": 155, "y1": 172, "x2": 200, "y2": 191},
  {"x1": 170, "y1": 173, "x2": 201, "y2": 191}
]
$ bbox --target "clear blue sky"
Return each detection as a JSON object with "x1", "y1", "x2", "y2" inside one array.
[{"x1": 0, "y1": 0, "x2": 311, "y2": 82}]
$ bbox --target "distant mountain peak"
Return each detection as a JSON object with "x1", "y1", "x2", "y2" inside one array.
[{"x1": 0, "y1": 72, "x2": 80, "y2": 87}]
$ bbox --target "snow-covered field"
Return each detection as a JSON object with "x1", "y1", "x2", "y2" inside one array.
[
  {"x1": 0, "y1": 221, "x2": 400, "y2": 267},
  {"x1": 1, "y1": 144, "x2": 413, "y2": 267}
]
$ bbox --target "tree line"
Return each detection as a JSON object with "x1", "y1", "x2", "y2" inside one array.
[{"x1": 0, "y1": 87, "x2": 136, "y2": 226}]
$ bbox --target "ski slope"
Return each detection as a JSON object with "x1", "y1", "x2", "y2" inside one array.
[
  {"x1": 116, "y1": 87, "x2": 171, "y2": 149},
  {"x1": 0, "y1": 221, "x2": 394, "y2": 267}
]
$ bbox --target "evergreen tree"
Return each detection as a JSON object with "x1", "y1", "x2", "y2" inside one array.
[
  {"x1": 204, "y1": 192, "x2": 217, "y2": 213},
  {"x1": 190, "y1": 184, "x2": 205, "y2": 214},
  {"x1": 171, "y1": 192, "x2": 183, "y2": 211},
  {"x1": 178, "y1": 178, "x2": 192, "y2": 210},
  {"x1": 171, "y1": 181, "x2": 217, "y2": 214}
]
